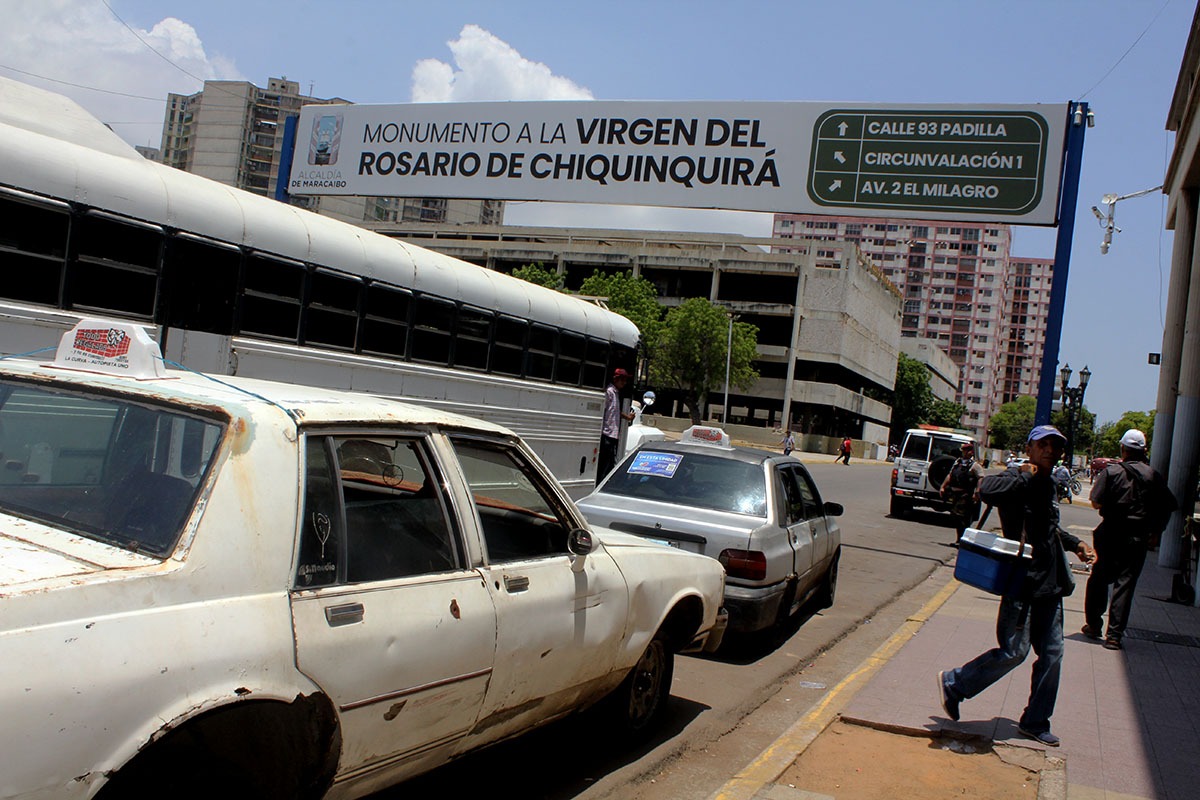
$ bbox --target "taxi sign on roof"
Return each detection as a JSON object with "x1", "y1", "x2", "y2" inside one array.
[
  {"x1": 680, "y1": 425, "x2": 731, "y2": 448},
  {"x1": 54, "y1": 319, "x2": 166, "y2": 379}
]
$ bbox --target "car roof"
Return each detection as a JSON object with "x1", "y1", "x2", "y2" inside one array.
[
  {"x1": 631, "y1": 439, "x2": 780, "y2": 467},
  {"x1": 0, "y1": 357, "x2": 513, "y2": 435}
]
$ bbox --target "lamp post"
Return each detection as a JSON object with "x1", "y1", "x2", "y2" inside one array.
[
  {"x1": 1058, "y1": 363, "x2": 1091, "y2": 468},
  {"x1": 722, "y1": 310, "x2": 734, "y2": 428}
]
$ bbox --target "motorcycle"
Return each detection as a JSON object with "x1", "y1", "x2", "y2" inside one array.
[{"x1": 1053, "y1": 467, "x2": 1084, "y2": 503}]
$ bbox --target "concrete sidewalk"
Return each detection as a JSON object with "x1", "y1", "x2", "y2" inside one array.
[{"x1": 713, "y1": 533, "x2": 1200, "y2": 799}]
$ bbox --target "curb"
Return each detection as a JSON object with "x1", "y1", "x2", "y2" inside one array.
[{"x1": 707, "y1": 576, "x2": 962, "y2": 800}]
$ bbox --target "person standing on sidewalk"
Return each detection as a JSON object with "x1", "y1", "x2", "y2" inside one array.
[
  {"x1": 1082, "y1": 428, "x2": 1176, "y2": 650},
  {"x1": 937, "y1": 424, "x2": 1096, "y2": 747},
  {"x1": 939, "y1": 442, "x2": 984, "y2": 542},
  {"x1": 839, "y1": 436, "x2": 852, "y2": 465},
  {"x1": 597, "y1": 368, "x2": 634, "y2": 484}
]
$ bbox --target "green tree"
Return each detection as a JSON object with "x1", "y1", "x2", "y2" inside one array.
[
  {"x1": 510, "y1": 262, "x2": 564, "y2": 290},
  {"x1": 650, "y1": 298, "x2": 759, "y2": 423},
  {"x1": 987, "y1": 396, "x2": 1038, "y2": 451},
  {"x1": 577, "y1": 270, "x2": 663, "y2": 346},
  {"x1": 1050, "y1": 405, "x2": 1097, "y2": 457},
  {"x1": 928, "y1": 398, "x2": 968, "y2": 428},
  {"x1": 890, "y1": 354, "x2": 933, "y2": 440},
  {"x1": 1095, "y1": 410, "x2": 1156, "y2": 456}
]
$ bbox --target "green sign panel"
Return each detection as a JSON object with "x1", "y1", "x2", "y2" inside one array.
[{"x1": 808, "y1": 110, "x2": 1052, "y2": 215}]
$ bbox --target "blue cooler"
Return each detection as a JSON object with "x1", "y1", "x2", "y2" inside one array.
[{"x1": 955, "y1": 528, "x2": 1032, "y2": 596}]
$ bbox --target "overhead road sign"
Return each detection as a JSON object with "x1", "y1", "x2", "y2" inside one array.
[
  {"x1": 287, "y1": 101, "x2": 1069, "y2": 226},
  {"x1": 809, "y1": 110, "x2": 1052, "y2": 216}
]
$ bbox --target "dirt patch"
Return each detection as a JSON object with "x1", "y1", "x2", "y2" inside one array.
[{"x1": 776, "y1": 719, "x2": 1045, "y2": 800}]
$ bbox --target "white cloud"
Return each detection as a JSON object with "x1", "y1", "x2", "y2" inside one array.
[
  {"x1": 0, "y1": 0, "x2": 240, "y2": 146},
  {"x1": 411, "y1": 24, "x2": 592, "y2": 103}
]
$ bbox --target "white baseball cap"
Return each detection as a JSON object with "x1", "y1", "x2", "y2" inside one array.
[{"x1": 1119, "y1": 429, "x2": 1147, "y2": 450}]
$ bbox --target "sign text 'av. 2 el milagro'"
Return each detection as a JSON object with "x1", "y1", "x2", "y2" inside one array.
[{"x1": 288, "y1": 101, "x2": 1069, "y2": 225}]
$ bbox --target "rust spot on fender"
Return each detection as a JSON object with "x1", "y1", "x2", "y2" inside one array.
[{"x1": 383, "y1": 700, "x2": 407, "y2": 721}]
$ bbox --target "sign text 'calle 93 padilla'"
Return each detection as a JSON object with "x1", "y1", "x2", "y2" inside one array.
[{"x1": 289, "y1": 101, "x2": 1069, "y2": 225}]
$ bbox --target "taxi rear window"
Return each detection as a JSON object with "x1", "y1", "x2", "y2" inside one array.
[
  {"x1": 602, "y1": 450, "x2": 767, "y2": 517},
  {"x1": 0, "y1": 379, "x2": 225, "y2": 557}
]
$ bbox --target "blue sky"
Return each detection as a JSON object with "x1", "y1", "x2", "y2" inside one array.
[{"x1": 3, "y1": 0, "x2": 1194, "y2": 424}]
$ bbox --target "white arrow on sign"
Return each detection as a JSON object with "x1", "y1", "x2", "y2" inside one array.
[
  {"x1": 837, "y1": 121, "x2": 849, "y2": 136},
  {"x1": 834, "y1": 151, "x2": 846, "y2": 164},
  {"x1": 829, "y1": 179, "x2": 843, "y2": 192}
]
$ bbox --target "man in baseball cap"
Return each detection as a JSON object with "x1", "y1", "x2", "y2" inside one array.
[
  {"x1": 938, "y1": 422, "x2": 1094, "y2": 747},
  {"x1": 1084, "y1": 428, "x2": 1175, "y2": 650}
]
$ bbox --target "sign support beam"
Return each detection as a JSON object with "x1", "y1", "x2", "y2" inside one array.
[{"x1": 1035, "y1": 102, "x2": 1089, "y2": 427}]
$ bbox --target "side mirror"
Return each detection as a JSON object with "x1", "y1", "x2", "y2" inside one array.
[
  {"x1": 641, "y1": 390, "x2": 656, "y2": 409},
  {"x1": 568, "y1": 527, "x2": 595, "y2": 572},
  {"x1": 824, "y1": 501, "x2": 844, "y2": 517}
]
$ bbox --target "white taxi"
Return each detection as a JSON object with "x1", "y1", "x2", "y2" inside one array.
[{"x1": 0, "y1": 321, "x2": 726, "y2": 799}]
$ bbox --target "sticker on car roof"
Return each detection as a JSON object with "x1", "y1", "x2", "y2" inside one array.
[{"x1": 627, "y1": 451, "x2": 683, "y2": 478}]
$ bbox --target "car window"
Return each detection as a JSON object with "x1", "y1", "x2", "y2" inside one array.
[
  {"x1": 602, "y1": 449, "x2": 767, "y2": 517},
  {"x1": 901, "y1": 436, "x2": 930, "y2": 460},
  {"x1": 449, "y1": 437, "x2": 573, "y2": 562},
  {"x1": 930, "y1": 437, "x2": 966, "y2": 461},
  {"x1": 778, "y1": 467, "x2": 806, "y2": 525},
  {"x1": 792, "y1": 467, "x2": 824, "y2": 519},
  {"x1": 0, "y1": 380, "x2": 223, "y2": 557},
  {"x1": 296, "y1": 434, "x2": 461, "y2": 588}
]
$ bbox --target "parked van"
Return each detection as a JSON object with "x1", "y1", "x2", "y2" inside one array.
[{"x1": 889, "y1": 426, "x2": 977, "y2": 518}]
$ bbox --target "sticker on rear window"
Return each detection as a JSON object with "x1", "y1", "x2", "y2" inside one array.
[{"x1": 627, "y1": 451, "x2": 682, "y2": 477}]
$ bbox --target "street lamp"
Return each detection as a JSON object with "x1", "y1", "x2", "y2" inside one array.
[
  {"x1": 722, "y1": 310, "x2": 735, "y2": 428},
  {"x1": 1058, "y1": 363, "x2": 1091, "y2": 468}
]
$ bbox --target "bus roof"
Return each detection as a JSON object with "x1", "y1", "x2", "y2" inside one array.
[{"x1": 0, "y1": 76, "x2": 639, "y2": 348}]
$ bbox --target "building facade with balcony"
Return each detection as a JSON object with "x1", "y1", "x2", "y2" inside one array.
[
  {"x1": 772, "y1": 214, "x2": 1054, "y2": 445},
  {"x1": 158, "y1": 77, "x2": 504, "y2": 226}
]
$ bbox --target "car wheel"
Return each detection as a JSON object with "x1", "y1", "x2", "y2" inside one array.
[
  {"x1": 607, "y1": 634, "x2": 674, "y2": 738},
  {"x1": 816, "y1": 550, "x2": 839, "y2": 610},
  {"x1": 890, "y1": 495, "x2": 910, "y2": 518},
  {"x1": 927, "y1": 455, "x2": 955, "y2": 489}
]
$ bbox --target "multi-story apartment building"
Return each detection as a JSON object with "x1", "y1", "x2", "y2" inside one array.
[
  {"x1": 772, "y1": 214, "x2": 1054, "y2": 444},
  {"x1": 158, "y1": 77, "x2": 504, "y2": 226}
]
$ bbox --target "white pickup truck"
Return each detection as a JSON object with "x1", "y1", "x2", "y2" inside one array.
[{"x1": 0, "y1": 320, "x2": 726, "y2": 799}]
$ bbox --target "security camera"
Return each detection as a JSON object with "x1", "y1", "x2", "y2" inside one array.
[
  {"x1": 1086, "y1": 109, "x2": 1096, "y2": 128},
  {"x1": 1091, "y1": 206, "x2": 1104, "y2": 221},
  {"x1": 1073, "y1": 106, "x2": 1084, "y2": 126},
  {"x1": 1100, "y1": 241, "x2": 1109, "y2": 255}
]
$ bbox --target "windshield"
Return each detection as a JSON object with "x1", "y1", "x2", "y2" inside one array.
[
  {"x1": 0, "y1": 379, "x2": 225, "y2": 557},
  {"x1": 601, "y1": 449, "x2": 767, "y2": 517}
]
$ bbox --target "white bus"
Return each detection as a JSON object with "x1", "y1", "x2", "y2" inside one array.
[{"x1": 0, "y1": 78, "x2": 639, "y2": 495}]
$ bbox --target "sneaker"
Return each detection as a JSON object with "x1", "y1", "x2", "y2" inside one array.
[
  {"x1": 1081, "y1": 624, "x2": 1102, "y2": 640},
  {"x1": 1017, "y1": 726, "x2": 1061, "y2": 747},
  {"x1": 936, "y1": 670, "x2": 960, "y2": 722},
  {"x1": 1103, "y1": 637, "x2": 1122, "y2": 650}
]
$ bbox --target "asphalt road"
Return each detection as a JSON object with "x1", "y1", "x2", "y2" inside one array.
[{"x1": 378, "y1": 459, "x2": 1095, "y2": 799}]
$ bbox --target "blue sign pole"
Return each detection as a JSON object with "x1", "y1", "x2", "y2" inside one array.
[
  {"x1": 1034, "y1": 101, "x2": 1089, "y2": 425},
  {"x1": 274, "y1": 114, "x2": 298, "y2": 203}
]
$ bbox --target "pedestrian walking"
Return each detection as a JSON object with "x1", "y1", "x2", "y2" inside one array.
[
  {"x1": 1082, "y1": 428, "x2": 1176, "y2": 650},
  {"x1": 939, "y1": 442, "x2": 984, "y2": 542},
  {"x1": 780, "y1": 429, "x2": 795, "y2": 456},
  {"x1": 937, "y1": 424, "x2": 1095, "y2": 747},
  {"x1": 597, "y1": 368, "x2": 634, "y2": 484},
  {"x1": 839, "y1": 436, "x2": 852, "y2": 465}
]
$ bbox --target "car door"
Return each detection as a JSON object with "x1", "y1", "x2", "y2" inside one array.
[
  {"x1": 446, "y1": 434, "x2": 630, "y2": 746},
  {"x1": 776, "y1": 464, "x2": 815, "y2": 583},
  {"x1": 289, "y1": 434, "x2": 496, "y2": 783},
  {"x1": 792, "y1": 465, "x2": 835, "y2": 567}
]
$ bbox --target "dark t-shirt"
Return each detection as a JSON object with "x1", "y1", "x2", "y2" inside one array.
[{"x1": 1090, "y1": 458, "x2": 1176, "y2": 536}]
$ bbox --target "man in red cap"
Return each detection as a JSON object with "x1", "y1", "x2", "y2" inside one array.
[{"x1": 598, "y1": 368, "x2": 635, "y2": 484}]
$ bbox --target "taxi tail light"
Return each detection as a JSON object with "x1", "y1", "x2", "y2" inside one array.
[
  {"x1": 891, "y1": 467, "x2": 898, "y2": 483},
  {"x1": 718, "y1": 549, "x2": 767, "y2": 581}
]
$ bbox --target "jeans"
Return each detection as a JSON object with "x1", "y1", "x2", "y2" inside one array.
[
  {"x1": 597, "y1": 435, "x2": 620, "y2": 485},
  {"x1": 1084, "y1": 532, "x2": 1148, "y2": 642},
  {"x1": 943, "y1": 594, "x2": 1064, "y2": 733}
]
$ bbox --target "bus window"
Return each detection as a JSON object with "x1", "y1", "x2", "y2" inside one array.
[
  {"x1": 411, "y1": 295, "x2": 455, "y2": 366},
  {"x1": 361, "y1": 283, "x2": 410, "y2": 359},
  {"x1": 69, "y1": 214, "x2": 160, "y2": 319},
  {"x1": 0, "y1": 195, "x2": 68, "y2": 306},
  {"x1": 492, "y1": 316, "x2": 528, "y2": 377},
  {"x1": 582, "y1": 338, "x2": 610, "y2": 389},
  {"x1": 455, "y1": 305, "x2": 493, "y2": 372},
  {"x1": 165, "y1": 236, "x2": 239, "y2": 335},
  {"x1": 555, "y1": 331, "x2": 585, "y2": 386},
  {"x1": 241, "y1": 254, "x2": 303, "y2": 341},
  {"x1": 306, "y1": 268, "x2": 361, "y2": 351},
  {"x1": 527, "y1": 323, "x2": 556, "y2": 382}
]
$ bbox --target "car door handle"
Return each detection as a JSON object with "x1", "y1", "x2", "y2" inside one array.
[
  {"x1": 503, "y1": 574, "x2": 530, "y2": 593},
  {"x1": 325, "y1": 603, "x2": 365, "y2": 627}
]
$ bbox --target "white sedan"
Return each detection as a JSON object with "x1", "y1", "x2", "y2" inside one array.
[{"x1": 0, "y1": 321, "x2": 726, "y2": 799}]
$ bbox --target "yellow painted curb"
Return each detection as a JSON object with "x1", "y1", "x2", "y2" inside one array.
[{"x1": 709, "y1": 575, "x2": 961, "y2": 800}]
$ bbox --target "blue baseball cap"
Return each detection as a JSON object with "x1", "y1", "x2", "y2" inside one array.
[{"x1": 1027, "y1": 424, "x2": 1067, "y2": 444}]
